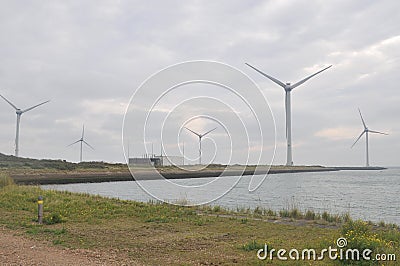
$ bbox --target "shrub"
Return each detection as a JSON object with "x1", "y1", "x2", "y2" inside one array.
[{"x1": 339, "y1": 220, "x2": 398, "y2": 265}]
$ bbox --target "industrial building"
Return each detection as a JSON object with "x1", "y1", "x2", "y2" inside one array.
[{"x1": 129, "y1": 155, "x2": 183, "y2": 167}]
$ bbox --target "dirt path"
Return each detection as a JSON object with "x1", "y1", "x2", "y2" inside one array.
[{"x1": 0, "y1": 228, "x2": 140, "y2": 266}]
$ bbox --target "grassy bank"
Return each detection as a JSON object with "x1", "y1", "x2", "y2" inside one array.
[
  {"x1": 0, "y1": 178, "x2": 398, "y2": 265},
  {"x1": 2, "y1": 152, "x2": 385, "y2": 186}
]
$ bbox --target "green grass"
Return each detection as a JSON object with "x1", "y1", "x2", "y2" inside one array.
[{"x1": 0, "y1": 184, "x2": 398, "y2": 265}]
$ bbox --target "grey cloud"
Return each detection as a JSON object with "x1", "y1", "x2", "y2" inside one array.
[{"x1": 0, "y1": 0, "x2": 398, "y2": 166}]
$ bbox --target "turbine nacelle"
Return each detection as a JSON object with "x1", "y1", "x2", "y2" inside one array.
[{"x1": 284, "y1": 84, "x2": 292, "y2": 92}]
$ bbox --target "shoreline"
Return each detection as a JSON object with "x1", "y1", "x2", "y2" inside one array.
[{"x1": 9, "y1": 166, "x2": 386, "y2": 185}]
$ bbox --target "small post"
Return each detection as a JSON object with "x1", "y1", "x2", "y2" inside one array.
[{"x1": 37, "y1": 196, "x2": 43, "y2": 224}]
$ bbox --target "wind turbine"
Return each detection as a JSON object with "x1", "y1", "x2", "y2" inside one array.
[
  {"x1": 184, "y1": 127, "x2": 217, "y2": 165},
  {"x1": 351, "y1": 108, "x2": 388, "y2": 167},
  {"x1": 67, "y1": 125, "x2": 94, "y2": 162},
  {"x1": 245, "y1": 63, "x2": 332, "y2": 166},
  {"x1": 0, "y1": 94, "x2": 50, "y2": 157}
]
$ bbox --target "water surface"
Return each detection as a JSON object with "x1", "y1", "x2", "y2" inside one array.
[{"x1": 43, "y1": 168, "x2": 400, "y2": 225}]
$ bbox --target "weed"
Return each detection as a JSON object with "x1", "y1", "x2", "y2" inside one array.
[
  {"x1": 342, "y1": 212, "x2": 352, "y2": 223},
  {"x1": 264, "y1": 209, "x2": 276, "y2": 217},
  {"x1": 241, "y1": 240, "x2": 268, "y2": 251},
  {"x1": 52, "y1": 239, "x2": 63, "y2": 245},
  {"x1": 254, "y1": 206, "x2": 263, "y2": 215},
  {"x1": 194, "y1": 219, "x2": 205, "y2": 226},
  {"x1": 0, "y1": 173, "x2": 14, "y2": 188},
  {"x1": 43, "y1": 213, "x2": 64, "y2": 225},
  {"x1": 289, "y1": 208, "x2": 302, "y2": 219},
  {"x1": 212, "y1": 205, "x2": 221, "y2": 213},
  {"x1": 279, "y1": 209, "x2": 290, "y2": 218},
  {"x1": 322, "y1": 211, "x2": 341, "y2": 223},
  {"x1": 305, "y1": 210, "x2": 316, "y2": 220},
  {"x1": 145, "y1": 216, "x2": 170, "y2": 223}
]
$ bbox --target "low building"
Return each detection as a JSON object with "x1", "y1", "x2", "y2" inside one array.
[
  {"x1": 128, "y1": 158, "x2": 152, "y2": 167},
  {"x1": 153, "y1": 155, "x2": 184, "y2": 166},
  {"x1": 129, "y1": 156, "x2": 183, "y2": 167}
]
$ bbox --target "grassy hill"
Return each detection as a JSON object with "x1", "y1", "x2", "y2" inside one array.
[{"x1": 0, "y1": 153, "x2": 125, "y2": 171}]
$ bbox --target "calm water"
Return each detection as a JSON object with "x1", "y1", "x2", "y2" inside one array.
[{"x1": 42, "y1": 168, "x2": 400, "y2": 225}]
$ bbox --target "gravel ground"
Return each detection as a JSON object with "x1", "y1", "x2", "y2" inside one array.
[{"x1": 0, "y1": 228, "x2": 140, "y2": 266}]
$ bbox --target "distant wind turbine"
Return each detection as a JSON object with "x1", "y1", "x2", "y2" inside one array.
[
  {"x1": 67, "y1": 125, "x2": 94, "y2": 162},
  {"x1": 0, "y1": 94, "x2": 50, "y2": 157},
  {"x1": 184, "y1": 127, "x2": 217, "y2": 165},
  {"x1": 351, "y1": 108, "x2": 388, "y2": 167},
  {"x1": 246, "y1": 63, "x2": 332, "y2": 166}
]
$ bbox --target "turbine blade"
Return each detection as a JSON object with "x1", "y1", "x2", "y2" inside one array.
[
  {"x1": 82, "y1": 125, "x2": 85, "y2": 139},
  {"x1": 0, "y1": 94, "x2": 18, "y2": 110},
  {"x1": 358, "y1": 108, "x2": 367, "y2": 129},
  {"x1": 351, "y1": 131, "x2": 366, "y2": 148},
  {"x1": 83, "y1": 140, "x2": 95, "y2": 150},
  {"x1": 22, "y1": 100, "x2": 50, "y2": 113},
  {"x1": 202, "y1": 127, "x2": 217, "y2": 137},
  {"x1": 291, "y1": 65, "x2": 332, "y2": 89},
  {"x1": 184, "y1": 127, "x2": 202, "y2": 137},
  {"x1": 369, "y1": 130, "x2": 388, "y2": 135},
  {"x1": 245, "y1": 63, "x2": 286, "y2": 88},
  {"x1": 67, "y1": 140, "x2": 81, "y2": 147}
]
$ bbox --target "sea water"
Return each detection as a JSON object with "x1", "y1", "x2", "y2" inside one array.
[{"x1": 42, "y1": 167, "x2": 400, "y2": 225}]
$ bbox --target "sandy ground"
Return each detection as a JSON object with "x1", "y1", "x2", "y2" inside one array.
[{"x1": 0, "y1": 227, "x2": 139, "y2": 266}]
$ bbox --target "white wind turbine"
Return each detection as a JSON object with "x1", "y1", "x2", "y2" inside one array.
[
  {"x1": 351, "y1": 108, "x2": 388, "y2": 167},
  {"x1": 245, "y1": 63, "x2": 332, "y2": 166},
  {"x1": 67, "y1": 125, "x2": 94, "y2": 162},
  {"x1": 184, "y1": 127, "x2": 217, "y2": 165},
  {"x1": 0, "y1": 94, "x2": 50, "y2": 157}
]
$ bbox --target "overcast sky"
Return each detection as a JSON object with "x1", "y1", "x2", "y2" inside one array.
[{"x1": 0, "y1": 0, "x2": 399, "y2": 166}]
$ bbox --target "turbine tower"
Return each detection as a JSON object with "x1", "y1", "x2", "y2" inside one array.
[
  {"x1": 246, "y1": 63, "x2": 332, "y2": 166},
  {"x1": 0, "y1": 94, "x2": 50, "y2": 157},
  {"x1": 67, "y1": 125, "x2": 94, "y2": 162},
  {"x1": 184, "y1": 127, "x2": 216, "y2": 165},
  {"x1": 351, "y1": 108, "x2": 388, "y2": 167}
]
